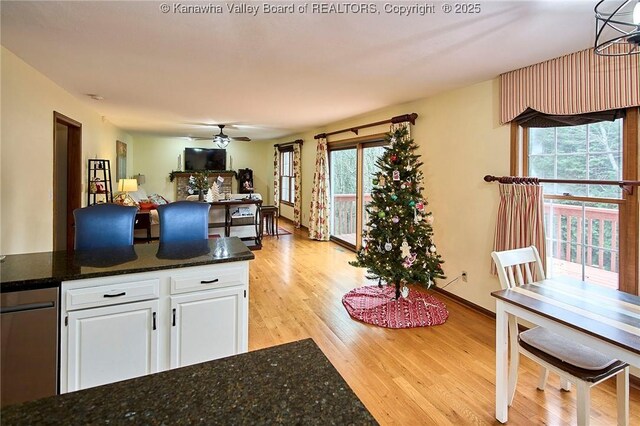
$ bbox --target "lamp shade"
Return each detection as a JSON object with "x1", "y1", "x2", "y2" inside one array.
[
  {"x1": 118, "y1": 178, "x2": 138, "y2": 192},
  {"x1": 136, "y1": 174, "x2": 146, "y2": 185}
]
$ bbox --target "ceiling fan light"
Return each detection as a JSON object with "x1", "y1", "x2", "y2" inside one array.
[
  {"x1": 633, "y1": 1, "x2": 640, "y2": 25},
  {"x1": 594, "y1": 0, "x2": 640, "y2": 55},
  {"x1": 215, "y1": 136, "x2": 230, "y2": 148}
]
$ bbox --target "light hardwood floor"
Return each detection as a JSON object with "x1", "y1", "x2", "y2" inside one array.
[{"x1": 249, "y1": 222, "x2": 639, "y2": 425}]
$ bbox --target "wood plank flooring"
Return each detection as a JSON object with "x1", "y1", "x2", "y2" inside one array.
[{"x1": 249, "y1": 222, "x2": 640, "y2": 425}]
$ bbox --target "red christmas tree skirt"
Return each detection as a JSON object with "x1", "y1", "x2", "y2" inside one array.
[{"x1": 342, "y1": 285, "x2": 449, "y2": 328}]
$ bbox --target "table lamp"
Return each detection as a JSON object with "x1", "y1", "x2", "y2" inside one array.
[{"x1": 118, "y1": 178, "x2": 138, "y2": 206}]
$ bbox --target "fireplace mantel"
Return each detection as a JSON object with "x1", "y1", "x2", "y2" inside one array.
[{"x1": 171, "y1": 171, "x2": 236, "y2": 200}]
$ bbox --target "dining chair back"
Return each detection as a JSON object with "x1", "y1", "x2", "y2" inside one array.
[
  {"x1": 157, "y1": 201, "x2": 211, "y2": 243},
  {"x1": 491, "y1": 246, "x2": 629, "y2": 426},
  {"x1": 73, "y1": 204, "x2": 137, "y2": 250}
]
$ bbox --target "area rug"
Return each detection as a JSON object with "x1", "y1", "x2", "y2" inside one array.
[
  {"x1": 342, "y1": 285, "x2": 449, "y2": 328},
  {"x1": 277, "y1": 227, "x2": 292, "y2": 236}
]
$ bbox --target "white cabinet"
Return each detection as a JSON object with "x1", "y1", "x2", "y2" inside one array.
[
  {"x1": 66, "y1": 300, "x2": 159, "y2": 392},
  {"x1": 170, "y1": 287, "x2": 246, "y2": 368},
  {"x1": 60, "y1": 261, "x2": 249, "y2": 393}
]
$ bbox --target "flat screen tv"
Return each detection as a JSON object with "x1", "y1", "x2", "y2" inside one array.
[{"x1": 184, "y1": 148, "x2": 226, "y2": 171}]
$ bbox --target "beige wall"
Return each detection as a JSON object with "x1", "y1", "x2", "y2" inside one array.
[
  {"x1": 1, "y1": 47, "x2": 133, "y2": 255},
  {"x1": 131, "y1": 135, "x2": 271, "y2": 202},
  {"x1": 267, "y1": 78, "x2": 510, "y2": 311}
]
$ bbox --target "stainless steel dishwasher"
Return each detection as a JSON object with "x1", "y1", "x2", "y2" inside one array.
[{"x1": 1, "y1": 287, "x2": 59, "y2": 407}]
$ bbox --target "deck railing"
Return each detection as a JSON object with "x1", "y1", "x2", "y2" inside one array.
[
  {"x1": 331, "y1": 194, "x2": 619, "y2": 273},
  {"x1": 544, "y1": 202, "x2": 619, "y2": 273}
]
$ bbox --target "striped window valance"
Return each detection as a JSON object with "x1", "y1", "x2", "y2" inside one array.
[{"x1": 500, "y1": 46, "x2": 639, "y2": 124}]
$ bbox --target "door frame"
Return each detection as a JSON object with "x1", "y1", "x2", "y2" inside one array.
[{"x1": 53, "y1": 112, "x2": 82, "y2": 252}]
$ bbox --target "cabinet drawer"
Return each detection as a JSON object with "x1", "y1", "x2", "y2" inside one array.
[
  {"x1": 170, "y1": 264, "x2": 246, "y2": 295},
  {"x1": 66, "y1": 279, "x2": 159, "y2": 311}
]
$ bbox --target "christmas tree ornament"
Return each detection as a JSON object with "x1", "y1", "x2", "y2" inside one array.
[
  {"x1": 416, "y1": 202, "x2": 425, "y2": 211},
  {"x1": 384, "y1": 241, "x2": 392, "y2": 251},
  {"x1": 426, "y1": 214, "x2": 434, "y2": 225},
  {"x1": 391, "y1": 194, "x2": 397, "y2": 201},
  {"x1": 400, "y1": 240, "x2": 411, "y2": 257},
  {"x1": 415, "y1": 214, "x2": 423, "y2": 223},
  {"x1": 408, "y1": 200, "x2": 415, "y2": 207},
  {"x1": 379, "y1": 176, "x2": 386, "y2": 186},
  {"x1": 401, "y1": 184, "x2": 406, "y2": 189},
  {"x1": 378, "y1": 211, "x2": 386, "y2": 218},
  {"x1": 392, "y1": 170, "x2": 400, "y2": 181},
  {"x1": 390, "y1": 136, "x2": 397, "y2": 144},
  {"x1": 401, "y1": 285, "x2": 409, "y2": 298},
  {"x1": 405, "y1": 165, "x2": 413, "y2": 171},
  {"x1": 392, "y1": 216, "x2": 400, "y2": 224},
  {"x1": 372, "y1": 179, "x2": 378, "y2": 186},
  {"x1": 430, "y1": 245, "x2": 437, "y2": 253},
  {"x1": 390, "y1": 154, "x2": 397, "y2": 162}
]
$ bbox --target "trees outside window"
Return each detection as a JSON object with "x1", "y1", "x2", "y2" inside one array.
[
  {"x1": 279, "y1": 149, "x2": 294, "y2": 205},
  {"x1": 519, "y1": 109, "x2": 638, "y2": 295}
]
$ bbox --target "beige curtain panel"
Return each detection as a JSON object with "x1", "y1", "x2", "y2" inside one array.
[
  {"x1": 500, "y1": 46, "x2": 639, "y2": 124},
  {"x1": 492, "y1": 183, "x2": 547, "y2": 279}
]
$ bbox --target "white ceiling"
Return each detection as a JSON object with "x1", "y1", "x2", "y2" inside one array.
[{"x1": 1, "y1": 1, "x2": 597, "y2": 140}]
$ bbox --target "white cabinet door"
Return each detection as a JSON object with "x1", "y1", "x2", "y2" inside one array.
[
  {"x1": 170, "y1": 287, "x2": 246, "y2": 368},
  {"x1": 66, "y1": 300, "x2": 159, "y2": 392}
]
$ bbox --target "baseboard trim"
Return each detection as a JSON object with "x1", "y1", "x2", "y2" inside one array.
[{"x1": 432, "y1": 287, "x2": 496, "y2": 319}]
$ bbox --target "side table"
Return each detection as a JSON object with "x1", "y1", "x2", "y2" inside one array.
[{"x1": 261, "y1": 206, "x2": 279, "y2": 238}]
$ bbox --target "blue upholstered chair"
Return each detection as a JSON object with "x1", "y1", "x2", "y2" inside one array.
[
  {"x1": 157, "y1": 201, "x2": 211, "y2": 243},
  {"x1": 73, "y1": 204, "x2": 137, "y2": 250}
]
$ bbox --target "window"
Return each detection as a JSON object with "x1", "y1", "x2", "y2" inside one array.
[
  {"x1": 515, "y1": 108, "x2": 638, "y2": 294},
  {"x1": 279, "y1": 148, "x2": 294, "y2": 205}
]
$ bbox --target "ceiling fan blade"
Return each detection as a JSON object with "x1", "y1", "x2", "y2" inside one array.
[
  {"x1": 230, "y1": 136, "x2": 251, "y2": 141},
  {"x1": 190, "y1": 136, "x2": 213, "y2": 140}
]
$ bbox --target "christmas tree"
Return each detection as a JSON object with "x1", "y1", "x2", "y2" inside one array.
[{"x1": 350, "y1": 127, "x2": 445, "y2": 299}]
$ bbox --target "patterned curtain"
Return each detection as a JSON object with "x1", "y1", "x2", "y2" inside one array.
[
  {"x1": 500, "y1": 47, "x2": 639, "y2": 124},
  {"x1": 273, "y1": 147, "x2": 280, "y2": 209},
  {"x1": 293, "y1": 143, "x2": 302, "y2": 228},
  {"x1": 309, "y1": 137, "x2": 330, "y2": 241},
  {"x1": 492, "y1": 183, "x2": 547, "y2": 278}
]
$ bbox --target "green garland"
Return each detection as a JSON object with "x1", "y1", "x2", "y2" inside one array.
[{"x1": 168, "y1": 170, "x2": 236, "y2": 183}]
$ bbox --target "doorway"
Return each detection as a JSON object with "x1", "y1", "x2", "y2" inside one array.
[{"x1": 53, "y1": 112, "x2": 82, "y2": 251}]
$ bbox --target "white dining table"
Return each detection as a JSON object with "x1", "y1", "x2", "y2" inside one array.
[{"x1": 492, "y1": 278, "x2": 640, "y2": 423}]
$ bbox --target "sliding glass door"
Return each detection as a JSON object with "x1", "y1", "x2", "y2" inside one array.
[
  {"x1": 329, "y1": 137, "x2": 387, "y2": 249},
  {"x1": 329, "y1": 148, "x2": 357, "y2": 247}
]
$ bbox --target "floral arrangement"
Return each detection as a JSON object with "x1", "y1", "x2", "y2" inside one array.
[{"x1": 188, "y1": 172, "x2": 209, "y2": 195}]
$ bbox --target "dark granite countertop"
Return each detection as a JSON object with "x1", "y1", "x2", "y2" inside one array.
[
  {"x1": 1, "y1": 338, "x2": 377, "y2": 425},
  {"x1": 1, "y1": 237, "x2": 254, "y2": 292}
]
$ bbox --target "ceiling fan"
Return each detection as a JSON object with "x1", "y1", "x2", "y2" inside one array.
[{"x1": 190, "y1": 125, "x2": 251, "y2": 148}]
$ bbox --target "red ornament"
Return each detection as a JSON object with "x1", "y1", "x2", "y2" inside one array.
[{"x1": 390, "y1": 154, "x2": 397, "y2": 162}]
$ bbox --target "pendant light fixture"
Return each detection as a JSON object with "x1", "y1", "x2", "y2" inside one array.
[{"x1": 595, "y1": 0, "x2": 640, "y2": 56}]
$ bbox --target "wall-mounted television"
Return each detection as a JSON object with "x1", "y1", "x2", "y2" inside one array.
[{"x1": 184, "y1": 148, "x2": 226, "y2": 171}]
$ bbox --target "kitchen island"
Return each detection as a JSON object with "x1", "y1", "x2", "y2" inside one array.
[
  {"x1": 1, "y1": 338, "x2": 377, "y2": 425},
  {"x1": 1, "y1": 237, "x2": 254, "y2": 292},
  {"x1": 1, "y1": 238, "x2": 256, "y2": 403}
]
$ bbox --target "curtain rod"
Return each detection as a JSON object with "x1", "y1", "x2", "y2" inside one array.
[
  {"x1": 274, "y1": 139, "x2": 303, "y2": 148},
  {"x1": 483, "y1": 175, "x2": 640, "y2": 195},
  {"x1": 314, "y1": 113, "x2": 418, "y2": 140}
]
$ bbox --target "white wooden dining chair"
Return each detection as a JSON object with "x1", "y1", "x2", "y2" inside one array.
[{"x1": 491, "y1": 246, "x2": 629, "y2": 426}]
